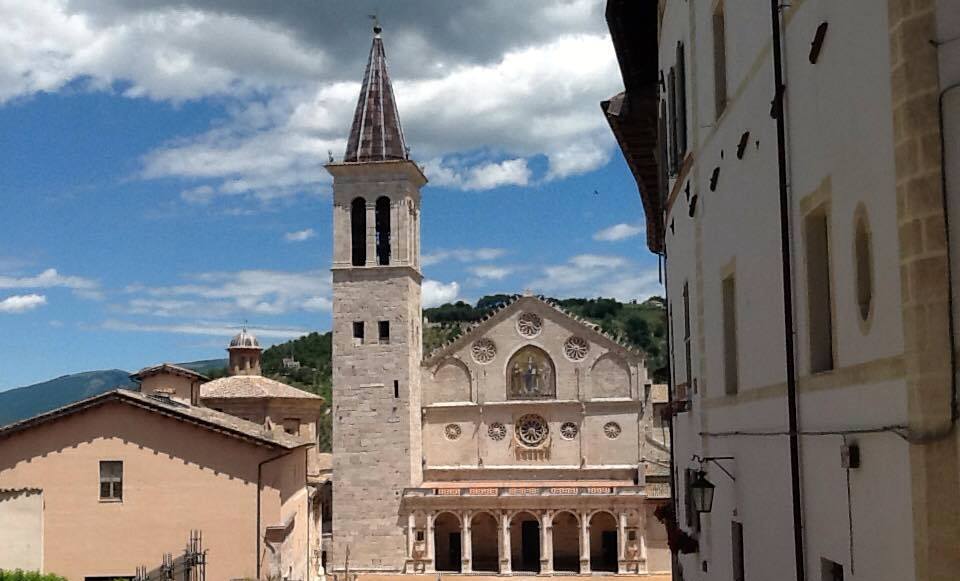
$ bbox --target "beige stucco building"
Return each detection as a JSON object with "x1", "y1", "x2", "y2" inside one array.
[
  {"x1": 326, "y1": 25, "x2": 671, "y2": 578},
  {"x1": 604, "y1": 0, "x2": 960, "y2": 580},
  {"x1": 0, "y1": 388, "x2": 314, "y2": 580}
]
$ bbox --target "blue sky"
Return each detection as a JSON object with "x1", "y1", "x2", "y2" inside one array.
[{"x1": 0, "y1": 0, "x2": 661, "y2": 390}]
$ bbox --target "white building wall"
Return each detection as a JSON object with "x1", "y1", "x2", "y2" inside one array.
[
  {"x1": 0, "y1": 490, "x2": 42, "y2": 571},
  {"x1": 657, "y1": 1, "x2": 931, "y2": 580}
]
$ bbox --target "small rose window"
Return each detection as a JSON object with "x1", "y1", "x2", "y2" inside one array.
[
  {"x1": 488, "y1": 422, "x2": 507, "y2": 441},
  {"x1": 516, "y1": 312, "x2": 543, "y2": 338},
  {"x1": 603, "y1": 421, "x2": 622, "y2": 440},
  {"x1": 560, "y1": 421, "x2": 579, "y2": 440},
  {"x1": 564, "y1": 336, "x2": 589, "y2": 361},
  {"x1": 471, "y1": 338, "x2": 497, "y2": 364},
  {"x1": 444, "y1": 423, "x2": 462, "y2": 440}
]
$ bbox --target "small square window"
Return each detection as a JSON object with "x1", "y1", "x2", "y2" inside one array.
[
  {"x1": 416, "y1": 530, "x2": 425, "y2": 542},
  {"x1": 353, "y1": 321, "x2": 364, "y2": 345},
  {"x1": 378, "y1": 320, "x2": 390, "y2": 344},
  {"x1": 99, "y1": 460, "x2": 123, "y2": 501}
]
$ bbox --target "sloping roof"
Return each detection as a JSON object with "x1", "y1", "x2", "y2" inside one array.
[
  {"x1": 201, "y1": 375, "x2": 323, "y2": 401},
  {"x1": 0, "y1": 389, "x2": 309, "y2": 449},
  {"x1": 422, "y1": 293, "x2": 646, "y2": 366},
  {"x1": 603, "y1": 0, "x2": 663, "y2": 254},
  {"x1": 343, "y1": 26, "x2": 408, "y2": 163},
  {"x1": 131, "y1": 363, "x2": 209, "y2": 382}
]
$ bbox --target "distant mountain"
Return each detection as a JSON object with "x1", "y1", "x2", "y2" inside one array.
[
  {"x1": 0, "y1": 369, "x2": 135, "y2": 427},
  {"x1": 176, "y1": 359, "x2": 228, "y2": 374},
  {"x1": 0, "y1": 359, "x2": 228, "y2": 427}
]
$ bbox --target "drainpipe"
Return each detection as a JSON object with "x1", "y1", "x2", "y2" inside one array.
[
  {"x1": 937, "y1": 82, "x2": 960, "y2": 425},
  {"x1": 769, "y1": 2, "x2": 805, "y2": 581},
  {"x1": 258, "y1": 448, "x2": 295, "y2": 579}
]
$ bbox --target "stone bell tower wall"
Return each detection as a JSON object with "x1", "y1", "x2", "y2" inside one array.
[{"x1": 328, "y1": 161, "x2": 425, "y2": 572}]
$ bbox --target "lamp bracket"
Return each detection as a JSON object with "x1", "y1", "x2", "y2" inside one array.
[{"x1": 692, "y1": 455, "x2": 736, "y2": 481}]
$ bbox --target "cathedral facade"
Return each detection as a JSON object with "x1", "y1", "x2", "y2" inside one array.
[{"x1": 326, "y1": 26, "x2": 670, "y2": 577}]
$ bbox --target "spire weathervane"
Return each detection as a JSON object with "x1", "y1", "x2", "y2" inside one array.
[{"x1": 343, "y1": 14, "x2": 408, "y2": 162}]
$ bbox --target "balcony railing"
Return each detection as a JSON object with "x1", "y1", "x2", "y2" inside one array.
[{"x1": 403, "y1": 485, "x2": 645, "y2": 498}]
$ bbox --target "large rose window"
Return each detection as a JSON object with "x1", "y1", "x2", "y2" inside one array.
[
  {"x1": 515, "y1": 414, "x2": 549, "y2": 447},
  {"x1": 507, "y1": 345, "x2": 556, "y2": 399}
]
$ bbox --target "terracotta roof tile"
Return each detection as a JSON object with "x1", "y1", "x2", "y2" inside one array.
[
  {"x1": 0, "y1": 389, "x2": 310, "y2": 449},
  {"x1": 201, "y1": 375, "x2": 323, "y2": 400},
  {"x1": 131, "y1": 363, "x2": 209, "y2": 382}
]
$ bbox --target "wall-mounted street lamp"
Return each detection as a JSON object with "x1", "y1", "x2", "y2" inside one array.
[
  {"x1": 690, "y1": 470, "x2": 716, "y2": 513},
  {"x1": 690, "y1": 455, "x2": 736, "y2": 514}
]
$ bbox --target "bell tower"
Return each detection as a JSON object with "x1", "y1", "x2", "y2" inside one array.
[{"x1": 326, "y1": 23, "x2": 425, "y2": 573}]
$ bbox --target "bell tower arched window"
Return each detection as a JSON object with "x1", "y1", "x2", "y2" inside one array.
[
  {"x1": 507, "y1": 345, "x2": 556, "y2": 400},
  {"x1": 351, "y1": 197, "x2": 367, "y2": 266},
  {"x1": 376, "y1": 196, "x2": 391, "y2": 265}
]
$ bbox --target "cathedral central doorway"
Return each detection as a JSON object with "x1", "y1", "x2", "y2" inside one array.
[
  {"x1": 471, "y1": 512, "x2": 500, "y2": 572},
  {"x1": 552, "y1": 511, "x2": 580, "y2": 572},
  {"x1": 510, "y1": 512, "x2": 541, "y2": 573},
  {"x1": 434, "y1": 512, "x2": 462, "y2": 572}
]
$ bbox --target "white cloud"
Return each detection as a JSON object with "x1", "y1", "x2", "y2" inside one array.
[
  {"x1": 421, "y1": 248, "x2": 506, "y2": 267},
  {"x1": 469, "y1": 265, "x2": 513, "y2": 280},
  {"x1": 0, "y1": 294, "x2": 47, "y2": 314},
  {"x1": 422, "y1": 280, "x2": 461, "y2": 308},
  {"x1": 425, "y1": 158, "x2": 531, "y2": 191},
  {"x1": 593, "y1": 223, "x2": 644, "y2": 242},
  {"x1": 123, "y1": 269, "x2": 331, "y2": 317},
  {"x1": 284, "y1": 228, "x2": 316, "y2": 242},
  {"x1": 528, "y1": 254, "x2": 661, "y2": 302},
  {"x1": 139, "y1": 33, "x2": 619, "y2": 200},
  {"x1": 0, "y1": 268, "x2": 97, "y2": 290},
  {"x1": 0, "y1": 2, "x2": 620, "y2": 201},
  {"x1": 102, "y1": 319, "x2": 309, "y2": 340},
  {"x1": 0, "y1": 1, "x2": 326, "y2": 104}
]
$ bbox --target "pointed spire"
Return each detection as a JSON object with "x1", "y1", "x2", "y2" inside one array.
[{"x1": 344, "y1": 24, "x2": 409, "y2": 163}]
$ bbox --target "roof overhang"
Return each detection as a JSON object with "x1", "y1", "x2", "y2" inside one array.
[
  {"x1": 603, "y1": 0, "x2": 663, "y2": 254},
  {"x1": 0, "y1": 389, "x2": 310, "y2": 450},
  {"x1": 131, "y1": 363, "x2": 209, "y2": 382}
]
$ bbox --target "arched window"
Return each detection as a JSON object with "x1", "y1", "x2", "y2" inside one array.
[
  {"x1": 351, "y1": 197, "x2": 366, "y2": 266},
  {"x1": 375, "y1": 196, "x2": 391, "y2": 265},
  {"x1": 854, "y1": 206, "x2": 873, "y2": 323},
  {"x1": 507, "y1": 345, "x2": 556, "y2": 400}
]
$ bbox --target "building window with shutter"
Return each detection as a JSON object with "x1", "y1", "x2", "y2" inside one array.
[
  {"x1": 722, "y1": 273, "x2": 739, "y2": 395},
  {"x1": 805, "y1": 208, "x2": 834, "y2": 373},
  {"x1": 682, "y1": 282, "x2": 692, "y2": 396},
  {"x1": 713, "y1": 2, "x2": 728, "y2": 118},
  {"x1": 732, "y1": 521, "x2": 745, "y2": 581},
  {"x1": 667, "y1": 67, "x2": 678, "y2": 175},
  {"x1": 99, "y1": 460, "x2": 123, "y2": 501},
  {"x1": 676, "y1": 42, "x2": 687, "y2": 158}
]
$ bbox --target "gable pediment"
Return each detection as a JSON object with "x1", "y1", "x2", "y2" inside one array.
[{"x1": 422, "y1": 294, "x2": 644, "y2": 370}]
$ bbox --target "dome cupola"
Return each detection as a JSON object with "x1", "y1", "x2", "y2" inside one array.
[{"x1": 227, "y1": 327, "x2": 262, "y2": 376}]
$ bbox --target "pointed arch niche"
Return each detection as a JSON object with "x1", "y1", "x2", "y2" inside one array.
[
  {"x1": 590, "y1": 353, "x2": 631, "y2": 399},
  {"x1": 507, "y1": 345, "x2": 556, "y2": 400}
]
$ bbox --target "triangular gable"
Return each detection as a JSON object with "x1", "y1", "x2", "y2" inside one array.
[{"x1": 422, "y1": 293, "x2": 645, "y2": 367}]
